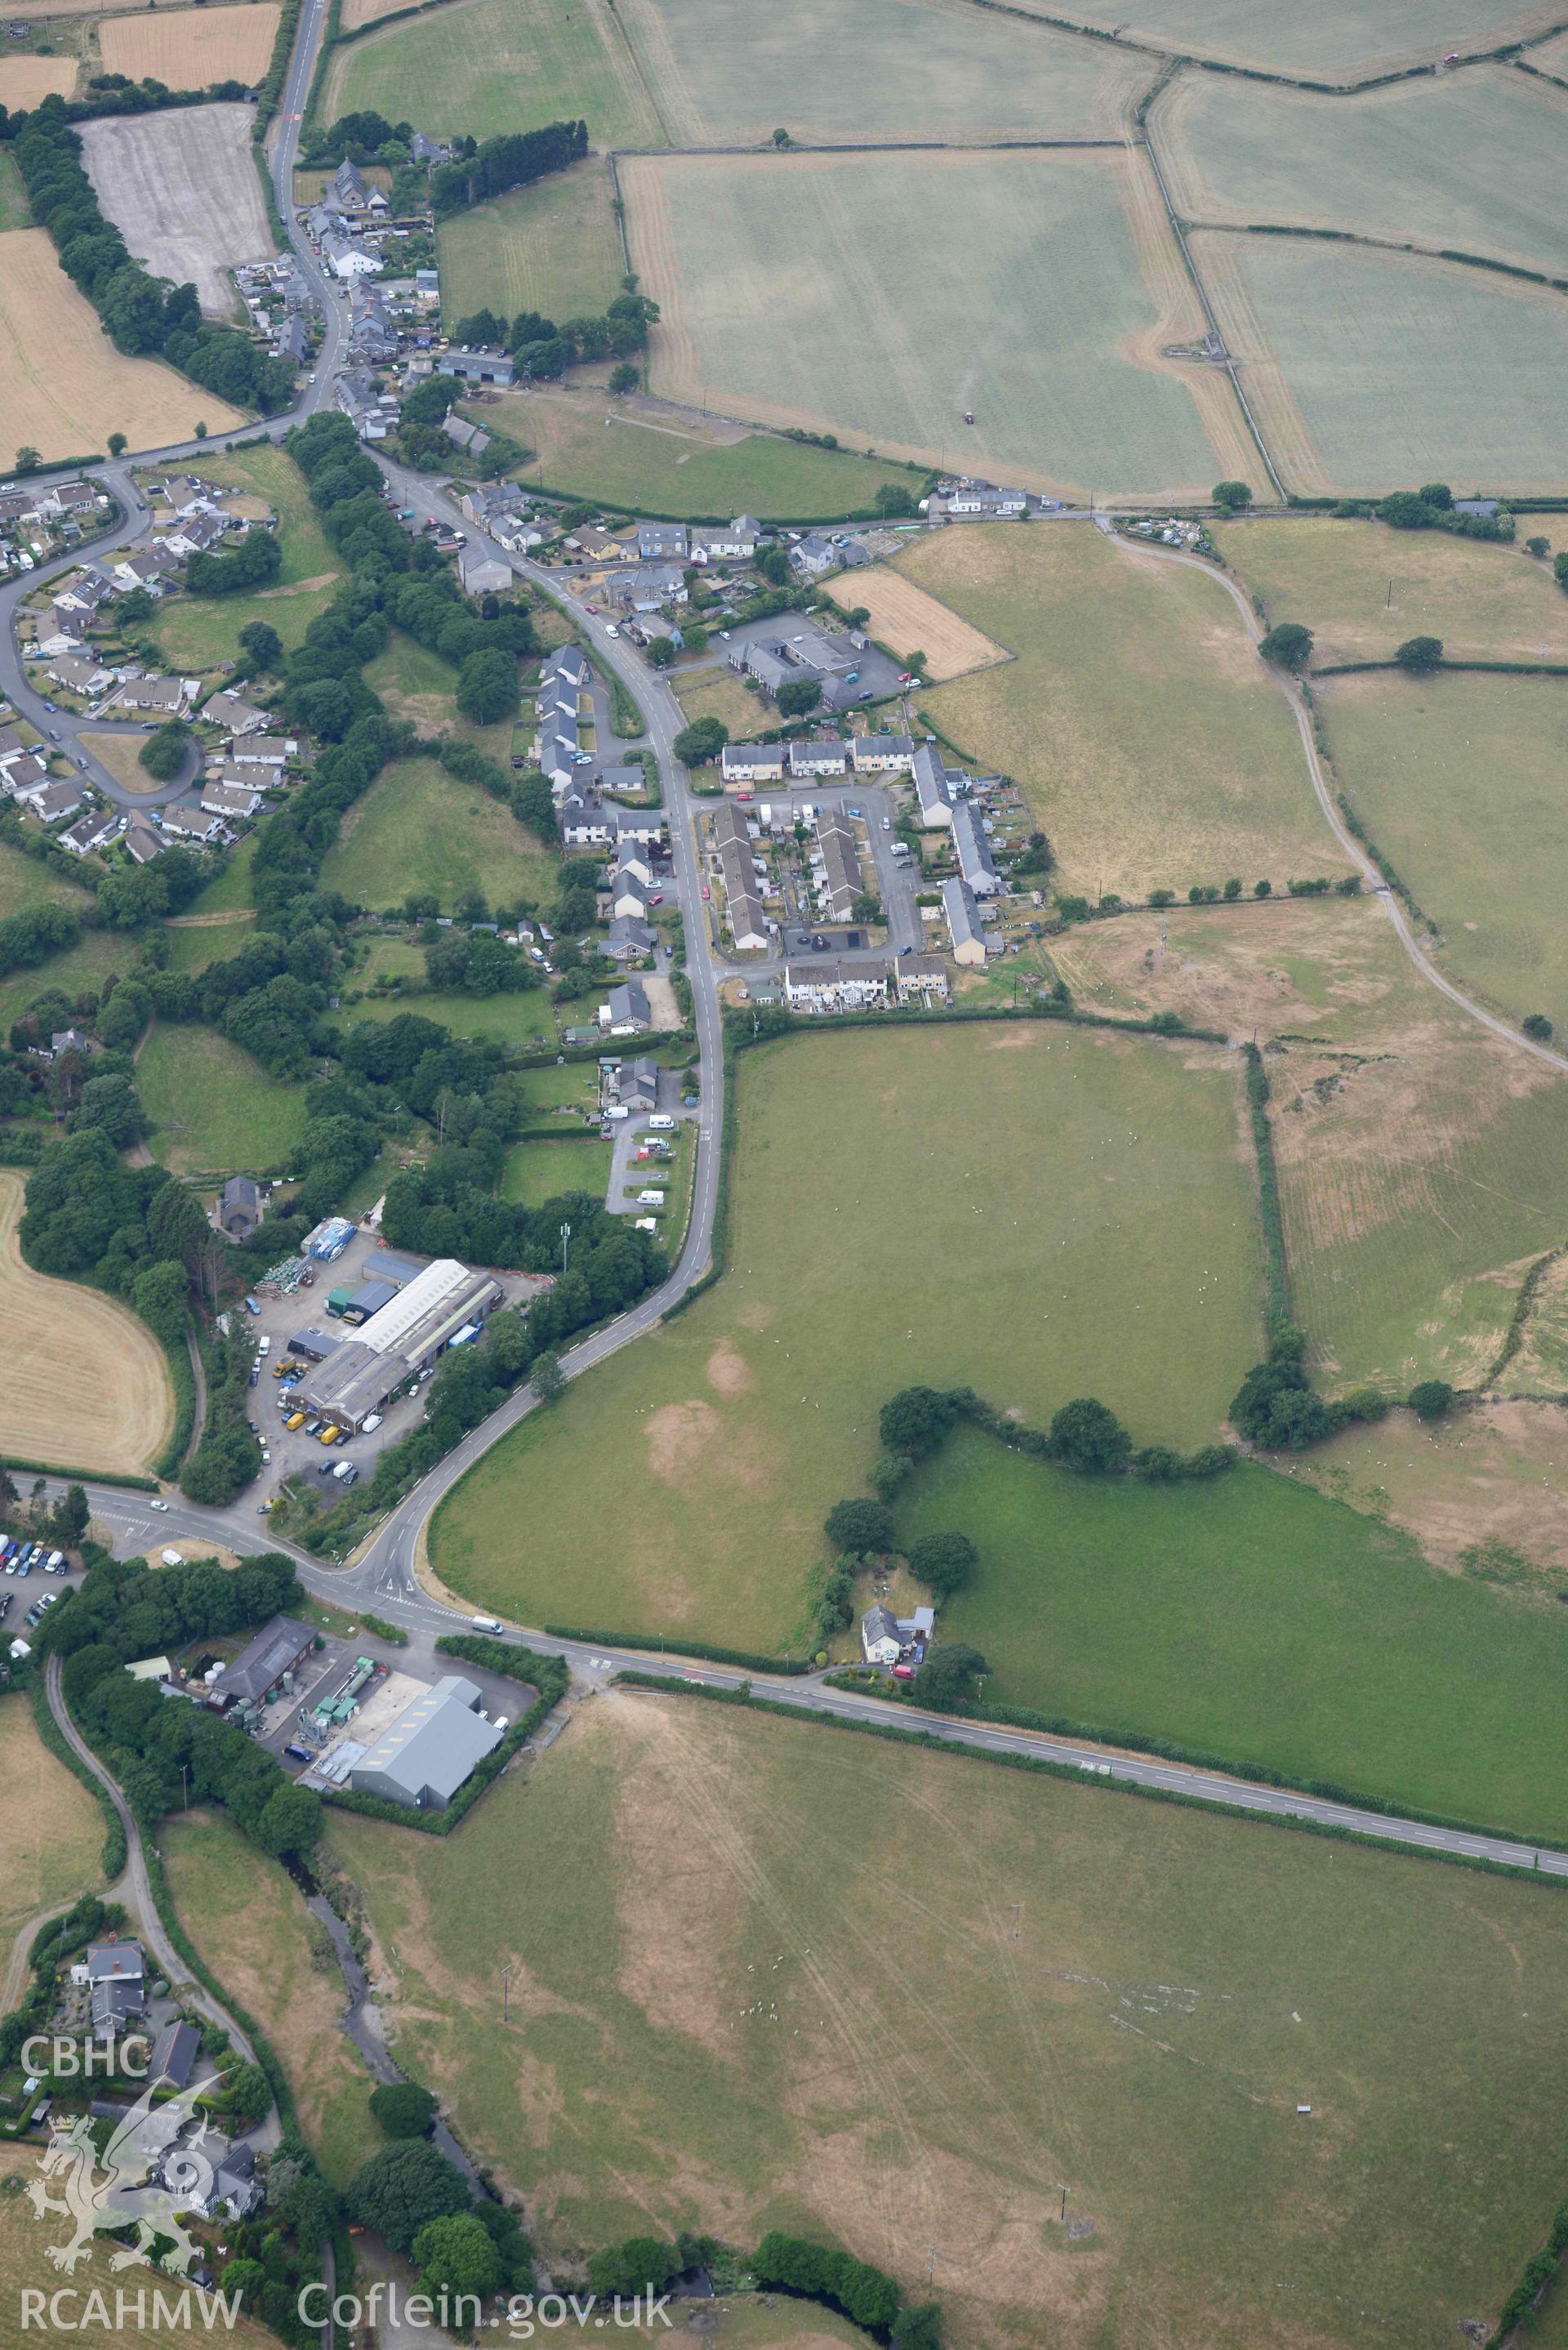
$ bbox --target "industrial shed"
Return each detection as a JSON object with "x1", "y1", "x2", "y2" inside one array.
[{"x1": 348, "y1": 1674, "x2": 504, "y2": 1810}]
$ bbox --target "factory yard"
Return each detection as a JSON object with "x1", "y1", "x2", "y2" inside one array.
[{"x1": 80, "y1": 102, "x2": 275, "y2": 317}]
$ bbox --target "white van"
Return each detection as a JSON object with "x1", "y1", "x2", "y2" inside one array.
[
  {"x1": 257, "y1": 1335, "x2": 272, "y2": 1357},
  {"x1": 470, "y1": 1614, "x2": 503, "y2": 1634},
  {"x1": 648, "y1": 1113, "x2": 676, "y2": 1131},
  {"x1": 160, "y1": 1549, "x2": 184, "y2": 1568}
]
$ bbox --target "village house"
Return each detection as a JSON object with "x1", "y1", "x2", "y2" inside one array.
[
  {"x1": 951, "y1": 798, "x2": 1000, "y2": 896},
  {"x1": 607, "y1": 914, "x2": 657, "y2": 961},
  {"x1": 894, "y1": 951, "x2": 951, "y2": 1005},
  {"x1": 201, "y1": 779, "x2": 264, "y2": 822},
  {"x1": 157, "y1": 805, "x2": 222, "y2": 844},
  {"x1": 719, "y1": 742, "x2": 786, "y2": 786},
  {"x1": 788, "y1": 737, "x2": 849, "y2": 779},
  {"x1": 861, "y1": 1605, "x2": 902, "y2": 1666},
  {"x1": 600, "y1": 979, "x2": 653, "y2": 1035},
  {"x1": 604, "y1": 564, "x2": 688, "y2": 614},
  {"x1": 912, "y1": 741, "x2": 955, "y2": 828},
  {"x1": 690, "y1": 515, "x2": 760, "y2": 564},
  {"x1": 47, "y1": 651, "x2": 114, "y2": 699},
  {"x1": 59, "y1": 809, "x2": 122, "y2": 858},
  {"x1": 14, "y1": 776, "x2": 82, "y2": 824},
  {"x1": 203, "y1": 689, "x2": 268, "y2": 737},
  {"x1": 811, "y1": 807, "x2": 862, "y2": 923},
  {"x1": 459, "y1": 548, "x2": 512, "y2": 598},
  {"x1": 785, "y1": 958, "x2": 890, "y2": 1014},
  {"x1": 226, "y1": 734, "x2": 296, "y2": 769},
  {"x1": 617, "y1": 1056, "x2": 660, "y2": 1113},
  {"x1": 710, "y1": 800, "x2": 770, "y2": 953},
  {"x1": 851, "y1": 733, "x2": 915, "y2": 774},
  {"x1": 942, "y1": 875, "x2": 991, "y2": 965},
  {"x1": 636, "y1": 522, "x2": 688, "y2": 563},
  {"x1": 2, "y1": 753, "x2": 48, "y2": 796},
  {"x1": 110, "y1": 674, "x2": 194, "y2": 716},
  {"x1": 216, "y1": 1175, "x2": 266, "y2": 1242},
  {"x1": 123, "y1": 819, "x2": 165, "y2": 864}
]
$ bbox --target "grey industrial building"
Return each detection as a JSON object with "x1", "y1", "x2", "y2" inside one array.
[
  {"x1": 349, "y1": 1674, "x2": 504, "y2": 1810},
  {"x1": 298, "y1": 1257, "x2": 503, "y2": 1432}
]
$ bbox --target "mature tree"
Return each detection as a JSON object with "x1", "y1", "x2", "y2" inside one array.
[
  {"x1": 531, "y1": 1350, "x2": 565, "y2": 1401},
  {"x1": 905, "y1": 1530, "x2": 978, "y2": 1600},
  {"x1": 219, "y1": 2062, "x2": 270, "y2": 2126},
  {"x1": 1418, "y1": 481, "x2": 1453, "y2": 510},
  {"x1": 874, "y1": 482, "x2": 915, "y2": 517},
  {"x1": 776, "y1": 677, "x2": 821, "y2": 718},
  {"x1": 1408, "y1": 1378, "x2": 1454, "y2": 1422},
  {"x1": 879, "y1": 1385, "x2": 957, "y2": 1459},
  {"x1": 1229, "y1": 1332, "x2": 1333, "y2": 1450},
  {"x1": 107, "y1": 431, "x2": 127, "y2": 457},
  {"x1": 1049, "y1": 1397, "x2": 1131, "y2": 1475},
  {"x1": 457, "y1": 646, "x2": 517, "y2": 725},
  {"x1": 850, "y1": 890, "x2": 883, "y2": 925},
  {"x1": 1258, "y1": 622, "x2": 1313, "y2": 671},
  {"x1": 1394, "y1": 635, "x2": 1443, "y2": 672},
  {"x1": 1212, "y1": 479, "x2": 1252, "y2": 513},
  {"x1": 238, "y1": 618, "x2": 283, "y2": 672},
  {"x1": 587, "y1": 2238, "x2": 679, "y2": 2299},
  {"x1": 672, "y1": 716, "x2": 727, "y2": 766},
  {"x1": 51, "y1": 1484, "x2": 90, "y2": 1544},
  {"x1": 1555, "y1": 552, "x2": 1568, "y2": 591},
  {"x1": 823, "y1": 1496, "x2": 893, "y2": 1556},
  {"x1": 1526, "y1": 536, "x2": 1551, "y2": 560},
  {"x1": 293, "y1": 676, "x2": 354, "y2": 740},
  {"x1": 347, "y1": 2142, "x2": 471, "y2": 2254},
  {"x1": 138, "y1": 720, "x2": 189, "y2": 781},
  {"x1": 370, "y1": 2081, "x2": 438, "y2": 2139},
  {"x1": 608, "y1": 362, "x2": 639, "y2": 395},
  {"x1": 218, "y1": 2258, "x2": 267, "y2": 2308},
  {"x1": 74, "y1": 1072, "x2": 149, "y2": 1148},
  {"x1": 14, "y1": 448, "x2": 40, "y2": 475},
  {"x1": 1524, "y1": 1012, "x2": 1554, "y2": 1041},
  {"x1": 772, "y1": 126, "x2": 791, "y2": 146},
  {"x1": 252, "y1": 1781, "x2": 323, "y2": 1857},
  {"x1": 893, "y1": 2305, "x2": 943, "y2": 2350},
  {"x1": 412, "y1": 2212, "x2": 503, "y2": 2307},
  {"x1": 915, "y1": 1643, "x2": 988, "y2": 1709},
  {"x1": 644, "y1": 635, "x2": 676, "y2": 670}
]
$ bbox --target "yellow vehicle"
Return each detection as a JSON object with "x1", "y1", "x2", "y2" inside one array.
[
  {"x1": 271, "y1": 1362, "x2": 290, "y2": 1379},
  {"x1": 285, "y1": 1411, "x2": 305, "y2": 1431},
  {"x1": 318, "y1": 1425, "x2": 341, "y2": 1446}
]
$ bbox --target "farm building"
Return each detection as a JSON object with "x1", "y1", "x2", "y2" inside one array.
[
  {"x1": 299, "y1": 1260, "x2": 503, "y2": 1430},
  {"x1": 436, "y1": 347, "x2": 515, "y2": 386},
  {"x1": 349, "y1": 1674, "x2": 504, "y2": 1811},
  {"x1": 209, "y1": 1616, "x2": 317, "y2": 1711}
]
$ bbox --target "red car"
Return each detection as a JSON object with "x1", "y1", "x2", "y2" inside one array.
[
  {"x1": 892, "y1": 1664, "x2": 915, "y2": 1681},
  {"x1": 701, "y1": 884, "x2": 710, "y2": 900}
]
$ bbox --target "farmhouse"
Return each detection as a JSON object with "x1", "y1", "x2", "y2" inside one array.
[
  {"x1": 938, "y1": 480, "x2": 1029, "y2": 520},
  {"x1": 943, "y1": 875, "x2": 991, "y2": 965},
  {"x1": 861, "y1": 1605, "x2": 902, "y2": 1666},
  {"x1": 349, "y1": 1674, "x2": 504, "y2": 1812},
  {"x1": 791, "y1": 533, "x2": 840, "y2": 577},
  {"x1": 209, "y1": 1616, "x2": 317, "y2": 1711},
  {"x1": 719, "y1": 742, "x2": 786, "y2": 785}
]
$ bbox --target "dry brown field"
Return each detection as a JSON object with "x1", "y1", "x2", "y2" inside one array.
[
  {"x1": 81, "y1": 732, "x2": 177, "y2": 796},
  {"x1": 0, "y1": 57, "x2": 78, "y2": 105},
  {"x1": 97, "y1": 2, "x2": 280, "y2": 85},
  {"x1": 0, "y1": 1698, "x2": 105, "y2": 1964},
  {"x1": 82, "y1": 104, "x2": 274, "y2": 316},
  {"x1": 0, "y1": 1171, "x2": 172, "y2": 1474},
  {"x1": 0, "y1": 228, "x2": 243, "y2": 456},
  {"x1": 826, "y1": 564, "x2": 1009, "y2": 681},
  {"x1": 339, "y1": 0, "x2": 423, "y2": 28}
]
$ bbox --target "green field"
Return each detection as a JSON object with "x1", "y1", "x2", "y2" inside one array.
[
  {"x1": 906, "y1": 1421, "x2": 1568, "y2": 1837},
  {"x1": 1320, "y1": 670, "x2": 1568, "y2": 1038},
  {"x1": 438, "y1": 158, "x2": 625, "y2": 334},
  {"x1": 0, "y1": 928, "x2": 138, "y2": 1037},
  {"x1": 329, "y1": 1690, "x2": 1568, "y2": 2350},
  {"x1": 1197, "y1": 231, "x2": 1568, "y2": 494},
  {"x1": 0, "y1": 150, "x2": 32, "y2": 234},
  {"x1": 626, "y1": 150, "x2": 1222, "y2": 497},
  {"x1": 901, "y1": 521, "x2": 1343, "y2": 897},
  {"x1": 344, "y1": 939, "x2": 560, "y2": 1046},
  {"x1": 185, "y1": 832, "x2": 256, "y2": 916},
  {"x1": 323, "y1": 0, "x2": 664, "y2": 146},
  {"x1": 164, "y1": 913, "x2": 259, "y2": 976},
  {"x1": 1013, "y1": 0, "x2": 1559, "y2": 78},
  {"x1": 487, "y1": 382, "x2": 917, "y2": 519},
  {"x1": 616, "y1": 0, "x2": 1147, "y2": 143},
  {"x1": 500, "y1": 1132, "x2": 612, "y2": 1204},
  {"x1": 0, "y1": 841, "x2": 90, "y2": 922},
  {"x1": 164, "y1": 1810, "x2": 379, "y2": 2188},
  {"x1": 1216, "y1": 513, "x2": 1568, "y2": 667},
  {"x1": 1156, "y1": 65, "x2": 1568, "y2": 283},
  {"x1": 137, "y1": 1021, "x2": 306, "y2": 1174},
  {"x1": 430, "y1": 1021, "x2": 1263, "y2": 1648},
  {"x1": 153, "y1": 440, "x2": 343, "y2": 671},
  {"x1": 359, "y1": 630, "x2": 515, "y2": 768},
  {"x1": 319, "y1": 756, "x2": 555, "y2": 914}
]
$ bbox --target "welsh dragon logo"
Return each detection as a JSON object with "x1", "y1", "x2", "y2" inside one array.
[{"x1": 26, "y1": 2071, "x2": 217, "y2": 2277}]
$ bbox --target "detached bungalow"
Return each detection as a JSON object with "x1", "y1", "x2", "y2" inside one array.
[{"x1": 599, "y1": 980, "x2": 652, "y2": 1035}]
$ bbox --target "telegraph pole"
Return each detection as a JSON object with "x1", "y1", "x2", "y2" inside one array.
[{"x1": 502, "y1": 1962, "x2": 512, "y2": 2023}]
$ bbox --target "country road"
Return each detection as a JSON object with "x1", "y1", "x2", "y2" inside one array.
[{"x1": 7, "y1": 0, "x2": 1568, "y2": 1897}]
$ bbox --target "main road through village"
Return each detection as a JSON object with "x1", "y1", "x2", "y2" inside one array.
[{"x1": 5, "y1": 4, "x2": 1568, "y2": 1890}]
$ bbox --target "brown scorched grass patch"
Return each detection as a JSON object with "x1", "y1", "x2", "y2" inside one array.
[
  {"x1": 0, "y1": 58, "x2": 78, "y2": 105},
  {"x1": 826, "y1": 564, "x2": 1008, "y2": 681},
  {"x1": 0, "y1": 1171, "x2": 172, "y2": 1474}
]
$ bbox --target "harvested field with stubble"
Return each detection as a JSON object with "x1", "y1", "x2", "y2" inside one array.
[
  {"x1": 1155, "y1": 64, "x2": 1568, "y2": 284},
  {"x1": 0, "y1": 1171, "x2": 172, "y2": 1473},
  {"x1": 82, "y1": 104, "x2": 274, "y2": 315},
  {"x1": 901, "y1": 522, "x2": 1342, "y2": 899},
  {"x1": 329, "y1": 1688, "x2": 1568, "y2": 2350},
  {"x1": 324, "y1": 0, "x2": 663, "y2": 146},
  {"x1": 1195, "y1": 230, "x2": 1568, "y2": 495},
  {"x1": 0, "y1": 227, "x2": 241, "y2": 458},
  {"x1": 0, "y1": 1698, "x2": 105, "y2": 1957},
  {"x1": 826, "y1": 564, "x2": 1008, "y2": 681},
  {"x1": 1009, "y1": 0, "x2": 1561, "y2": 79},
  {"x1": 1216, "y1": 513, "x2": 1568, "y2": 667},
  {"x1": 1057, "y1": 893, "x2": 1568, "y2": 1395},
  {"x1": 430, "y1": 1019, "x2": 1263, "y2": 1648},
  {"x1": 623, "y1": 148, "x2": 1229, "y2": 498},
  {"x1": 97, "y1": 2, "x2": 280, "y2": 86},
  {"x1": 616, "y1": 0, "x2": 1147, "y2": 144},
  {"x1": 0, "y1": 56, "x2": 78, "y2": 105}
]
